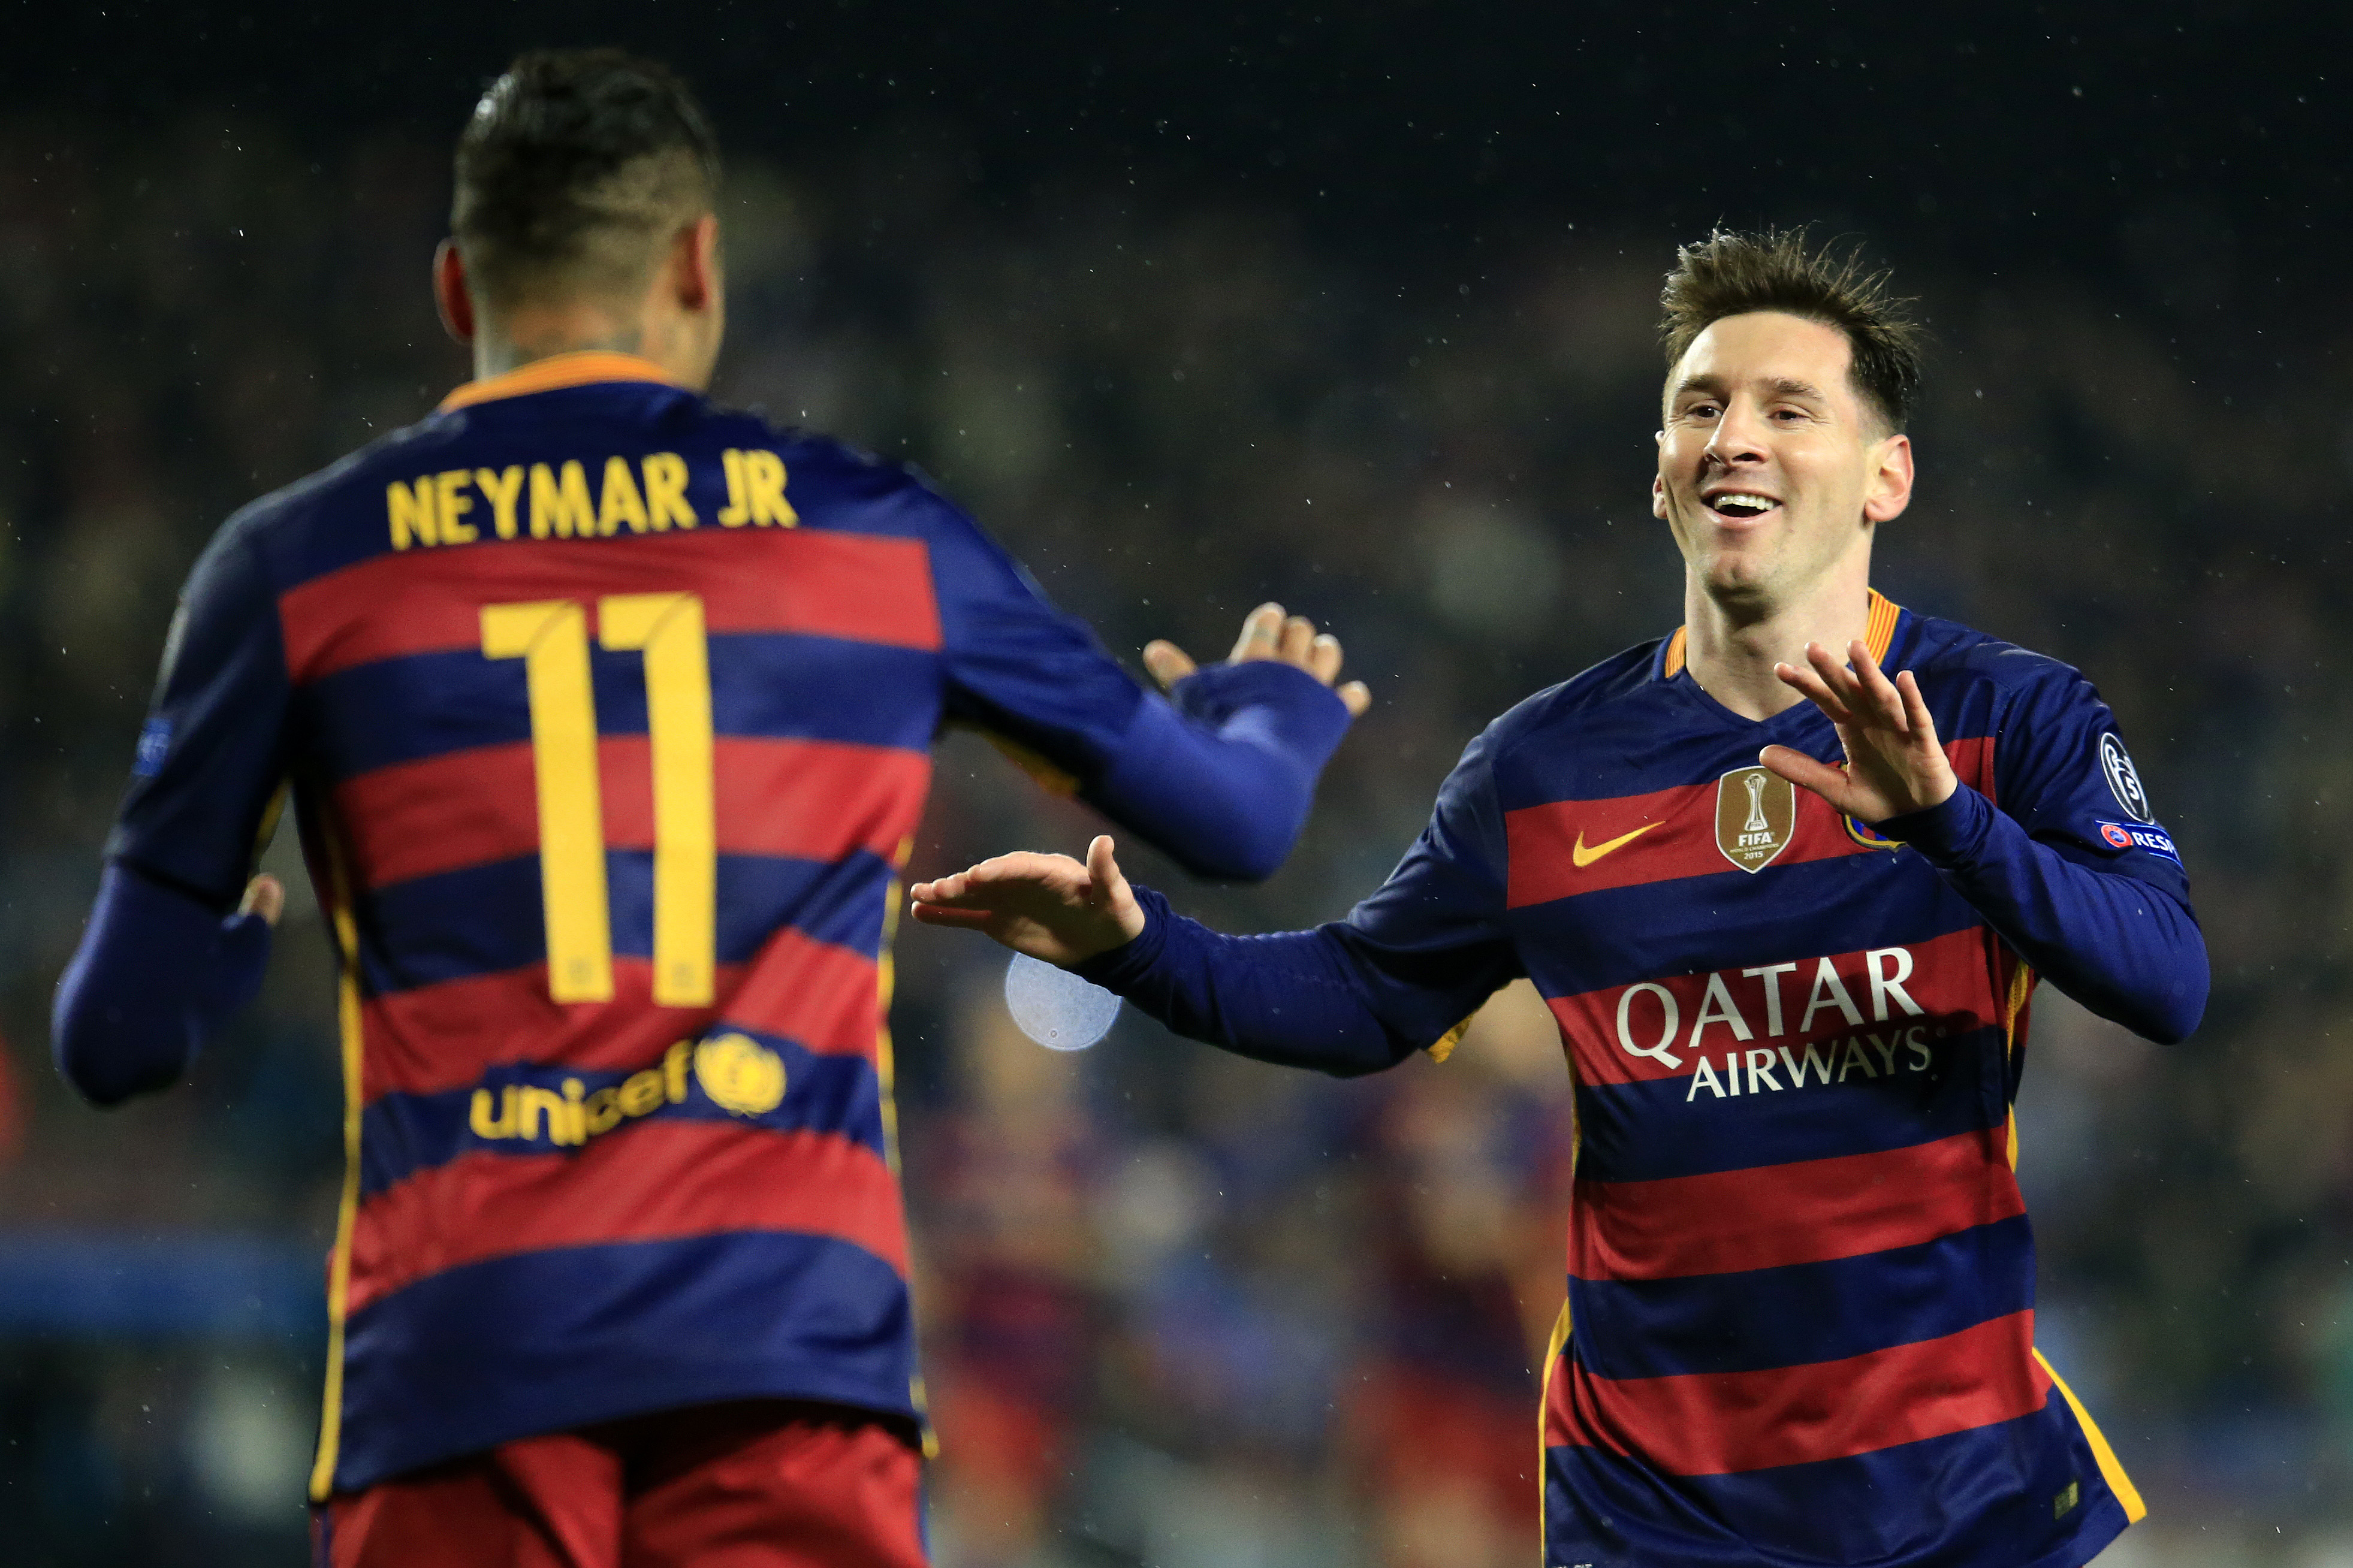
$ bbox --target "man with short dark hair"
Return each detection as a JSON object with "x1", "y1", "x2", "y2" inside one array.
[
  {"x1": 52, "y1": 47, "x2": 1369, "y2": 1567},
  {"x1": 912, "y1": 229, "x2": 2209, "y2": 1566}
]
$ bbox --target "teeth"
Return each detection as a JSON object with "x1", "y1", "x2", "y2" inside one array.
[{"x1": 1711, "y1": 493, "x2": 1778, "y2": 514}]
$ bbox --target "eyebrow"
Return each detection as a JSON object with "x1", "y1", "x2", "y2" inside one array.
[{"x1": 1671, "y1": 374, "x2": 1831, "y2": 404}]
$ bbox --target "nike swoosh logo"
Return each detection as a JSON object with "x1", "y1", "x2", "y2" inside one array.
[{"x1": 1571, "y1": 821, "x2": 1662, "y2": 868}]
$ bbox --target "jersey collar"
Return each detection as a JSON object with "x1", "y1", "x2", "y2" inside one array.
[
  {"x1": 1659, "y1": 588, "x2": 1903, "y2": 680},
  {"x1": 438, "y1": 351, "x2": 682, "y2": 412}
]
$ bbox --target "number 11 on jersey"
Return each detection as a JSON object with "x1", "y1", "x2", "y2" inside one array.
[{"x1": 481, "y1": 593, "x2": 717, "y2": 1007}]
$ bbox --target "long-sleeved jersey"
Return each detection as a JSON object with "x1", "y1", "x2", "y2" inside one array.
[
  {"x1": 1079, "y1": 591, "x2": 2206, "y2": 1567},
  {"x1": 84, "y1": 351, "x2": 1350, "y2": 1500}
]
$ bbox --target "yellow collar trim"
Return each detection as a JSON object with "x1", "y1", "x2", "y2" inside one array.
[
  {"x1": 1661, "y1": 588, "x2": 1902, "y2": 681},
  {"x1": 438, "y1": 351, "x2": 681, "y2": 412}
]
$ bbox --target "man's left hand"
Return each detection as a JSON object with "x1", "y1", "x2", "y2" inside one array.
[{"x1": 1760, "y1": 639, "x2": 1956, "y2": 824}]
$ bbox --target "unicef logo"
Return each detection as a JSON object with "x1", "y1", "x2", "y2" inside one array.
[
  {"x1": 2097, "y1": 733, "x2": 2152, "y2": 823},
  {"x1": 693, "y1": 1033, "x2": 788, "y2": 1116}
]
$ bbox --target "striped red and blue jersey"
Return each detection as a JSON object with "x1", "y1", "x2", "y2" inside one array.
[
  {"x1": 1079, "y1": 589, "x2": 2201, "y2": 1567},
  {"x1": 104, "y1": 351, "x2": 1331, "y2": 1500}
]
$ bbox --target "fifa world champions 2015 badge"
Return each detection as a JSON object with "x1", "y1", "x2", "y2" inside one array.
[
  {"x1": 2097, "y1": 732, "x2": 2153, "y2": 823},
  {"x1": 1715, "y1": 765, "x2": 1796, "y2": 872}
]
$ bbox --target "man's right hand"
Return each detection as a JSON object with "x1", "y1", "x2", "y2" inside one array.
[
  {"x1": 1143, "y1": 603, "x2": 1371, "y2": 717},
  {"x1": 908, "y1": 835, "x2": 1145, "y2": 966}
]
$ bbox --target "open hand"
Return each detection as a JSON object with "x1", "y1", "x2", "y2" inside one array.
[
  {"x1": 1760, "y1": 640, "x2": 1956, "y2": 824},
  {"x1": 1142, "y1": 602, "x2": 1372, "y2": 717},
  {"x1": 908, "y1": 835, "x2": 1146, "y2": 966}
]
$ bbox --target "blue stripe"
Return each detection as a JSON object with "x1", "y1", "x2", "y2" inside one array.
[
  {"x1": 1568, "y1": 1215, "x2": 2037, "y2": 1380},
  {"x1": 1485, "y1": 614, "x2": 2010, "y2": 818},
  {"x1": 303, "y1": 633, "x2": 940, "y2": 780},
  {"x1": 333, "y1": 1230, "x2": 916, "y2": 1494},
  {"x1": 1512, "y1": 851, "x2": 1989, "y2": 1000},
  {"x1": 1573, "y1": 1023, "x2": 2008, "y2": 1183},
  {"x1": 1489, "y1": 677, "x2": 1839, "y2": 811},
  {"x1": 1544, "y1": 1395, "x2": 2127, "y2": 1567},
  {"x1": 357, "y1": 849, "x2": 891, "y2": 996},
  {"x1": 358, "y1": 1036, "x2": 886, "y2": 1200}
]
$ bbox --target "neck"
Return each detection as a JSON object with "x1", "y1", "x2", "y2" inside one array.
[
  {"x1": 1679, "y1": 555, "x2": 1875, "y2": 721},
  {"x1": 469, "y1": 296, "x2": 713, "y2": 389},
  {"x1": 473, "y1": 301, "x2": 645, "y2": 380}
]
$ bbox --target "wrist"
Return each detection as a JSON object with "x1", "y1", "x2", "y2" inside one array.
[
  {"x1": 1877, "y1": 783, "x2": 1991, "y2": 863},
  {"x1": 1070, "y1": 884, "x2": 1168, "y2": 989}
]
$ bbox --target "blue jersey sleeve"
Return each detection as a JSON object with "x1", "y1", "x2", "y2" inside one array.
[
  {"x1": 1881, "y1": 663, "x2": 2206, "y2": 1042},
  {"x1": 919, "y1": 491, "x2": 1351, "y2": 880},
  {"x1": 57, "y1": 517, "x2": 288, "y2": 1103},
  {"x1": 1075, "y1": 724, "x2": 1521, "y2": 1073},
  {"x1": 105, "y1": 517, "x2": 293, "y2": 904}
]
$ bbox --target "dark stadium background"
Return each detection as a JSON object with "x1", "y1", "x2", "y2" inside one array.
[{"x1": 1, "y1": 3, "x2": 2348, "y2": 1563}]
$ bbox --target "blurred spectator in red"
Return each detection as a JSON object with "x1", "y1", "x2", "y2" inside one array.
[
  {"x1": 1342, "y1": 981, "x2": 1573, "y2": 1568},
  {"x1": 916, "y1": 987, "x2": 1106, "y2": 1566}
]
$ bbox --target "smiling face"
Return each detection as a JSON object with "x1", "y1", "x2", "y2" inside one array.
[{"x1": 1651, "y1": 310, "x2": 1913, "y2": 615}]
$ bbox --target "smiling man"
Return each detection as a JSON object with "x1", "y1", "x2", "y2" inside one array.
[{"x1": 906, "y1": 229, "x2": 2209, "y2": 1566}]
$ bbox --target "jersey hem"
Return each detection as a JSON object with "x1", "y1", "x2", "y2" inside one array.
[{"x1": 325, "y1": 1366, "x2": 921, "y2": 1497}]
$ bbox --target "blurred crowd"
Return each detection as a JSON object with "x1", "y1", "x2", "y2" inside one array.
[{"x1": 0, "y1": 110, "x2": 2346, "y2": 1566}]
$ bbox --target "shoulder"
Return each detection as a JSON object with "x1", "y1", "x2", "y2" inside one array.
[
  {"x1": 1901, "y1": 610, "x2": 2096, "y2": 708},
  {"x1": 203, "y1": 422, "x2": 456, "y2": 588},
  {"x1": 1481, "y1": 639, "x2": 1669, "y2": 755},
  {"x1": 705, "y1": 412, "x2": 975, "y2": 538}
]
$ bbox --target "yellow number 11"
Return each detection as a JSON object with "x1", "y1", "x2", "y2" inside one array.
[{"x1": 481, "y1": 593, "x2": 716, "y2": 1006}]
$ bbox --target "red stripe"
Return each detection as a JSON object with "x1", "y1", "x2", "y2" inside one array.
[
  {"x1": 346, "y1": 1119, "x2": 908, "y2": 1316},
  {"x1": 1546, "y1": 1310, "x2": 2050, "y2": 1475},
  {"x1": 1505, "y1": 738, "x2": 2000, "y2": 910},
  {"x1": 1550, "y1": 926, "x2": 1997, "y2": 1088},
  {"x1": 360, "y1": 960, "x2": 729, "y2": 1101},
  {"x1": 720, "y1": 926, "x2": 886, "y2": 1058},
  {"x1": 1570, "y1": 1128, "x2": 2022, "y2": 1282},
  {"x1": 361, "y1": 934, "x2": 879, "y2": 1101},
  {"x1": 1946, "y1": 735, "x2": 1995, "y2": 801},
  {"x1": 280, "y1": 528, "x2": 942, "y2": 682},
  {"x1": 336, "y1": 738, "x2": 928, "y2": 891}
]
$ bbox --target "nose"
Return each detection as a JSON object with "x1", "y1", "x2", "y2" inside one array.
[{"x1": 1704, "y1": 397, "x2": 1769, "y2": 468}]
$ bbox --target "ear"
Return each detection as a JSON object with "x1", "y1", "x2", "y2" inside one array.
[
  {"x1": 433, "y1": 240, "x2": 475, "y2": 346},
  {"x1": 1651, "y1": 435, "x2": 1669, "y2": 520},
  {"x1": 1861, "y1": 432, "x2": 1914, "y2": 524},
  {"x1": 671, "y1": 213, "x2": 722, "y2": 312}
]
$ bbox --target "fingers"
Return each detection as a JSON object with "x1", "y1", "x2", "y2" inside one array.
[
  {"x1": 1844, "y1": 641, "x2": 1909, "y2": 728},
  {"x1": 239, "y1": 874, "x2": 285, "y2": 927},
  {"x1": 910, "y1": 852, "x2": 1092, "y2": 912},
  {"x1": 1758, "y1": 743, "x2": 1855, "y2": 806},
  {"x1": 1083, "y1": 835, "x2": 1126, "y2": 908},
  {"x1": 1276, "y1": 614, "x2": 1316, "y2": 667},
  {"x1": 1142, "y1": 639, "x2": 1197, "y2": 690},
  {"x1": 1308, "y1": 632, "x2": 1343, "y2": 685},
  {"x1": 1337, "y1": 679, "x2": 1371, "y2": 717},
  {"x1": 1228, "y1": 603, "x2": 1285, "y2": 663},
  {"x1": 1805, "y1": 641, "x2": 1870, "y2": 711},
  {"x1": 1773, "y1": 653, "x2": 1852, "y2": 723},
  {"x1": 1894, "y1": 668, "x2": 1939, "y2": 742},
  {"x1": 906, "y1": 902, "x2": 997, "y2": 929}
]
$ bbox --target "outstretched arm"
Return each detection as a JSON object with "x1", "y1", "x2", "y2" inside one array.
[
  {"x1": 913, "y1": 724, "x2": 1521, "y2": 1074},
  {"x1": 912, "y1": 836, "x2": 1447, "y2": 1076},
  {"x1": 921, "y1": 478, "x2": 1367, "y2": 883},
  {"x1": 1761, "y1": 639, "x2": 2207, "y2": 1043},
  {"x1": 1078, "y1": 605, "x2": 1371, "y2": 881}
]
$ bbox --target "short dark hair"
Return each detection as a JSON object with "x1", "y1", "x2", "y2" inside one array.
[
  {"x1": 1659, "y1": 228, "x2": 1923, "y2": 433},
  {"x1": 452, "y1": 48, "x2": 720, "y2": 311}
]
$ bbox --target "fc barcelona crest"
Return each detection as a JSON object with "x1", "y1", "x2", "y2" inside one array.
[{"x1": 1715, "y1": 766, "x2": 1796, "y2": 873}]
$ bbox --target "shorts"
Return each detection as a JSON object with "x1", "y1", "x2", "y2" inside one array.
[{"x1": 312, "y1": 1399, "x2": 927, "y2": 1568}]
